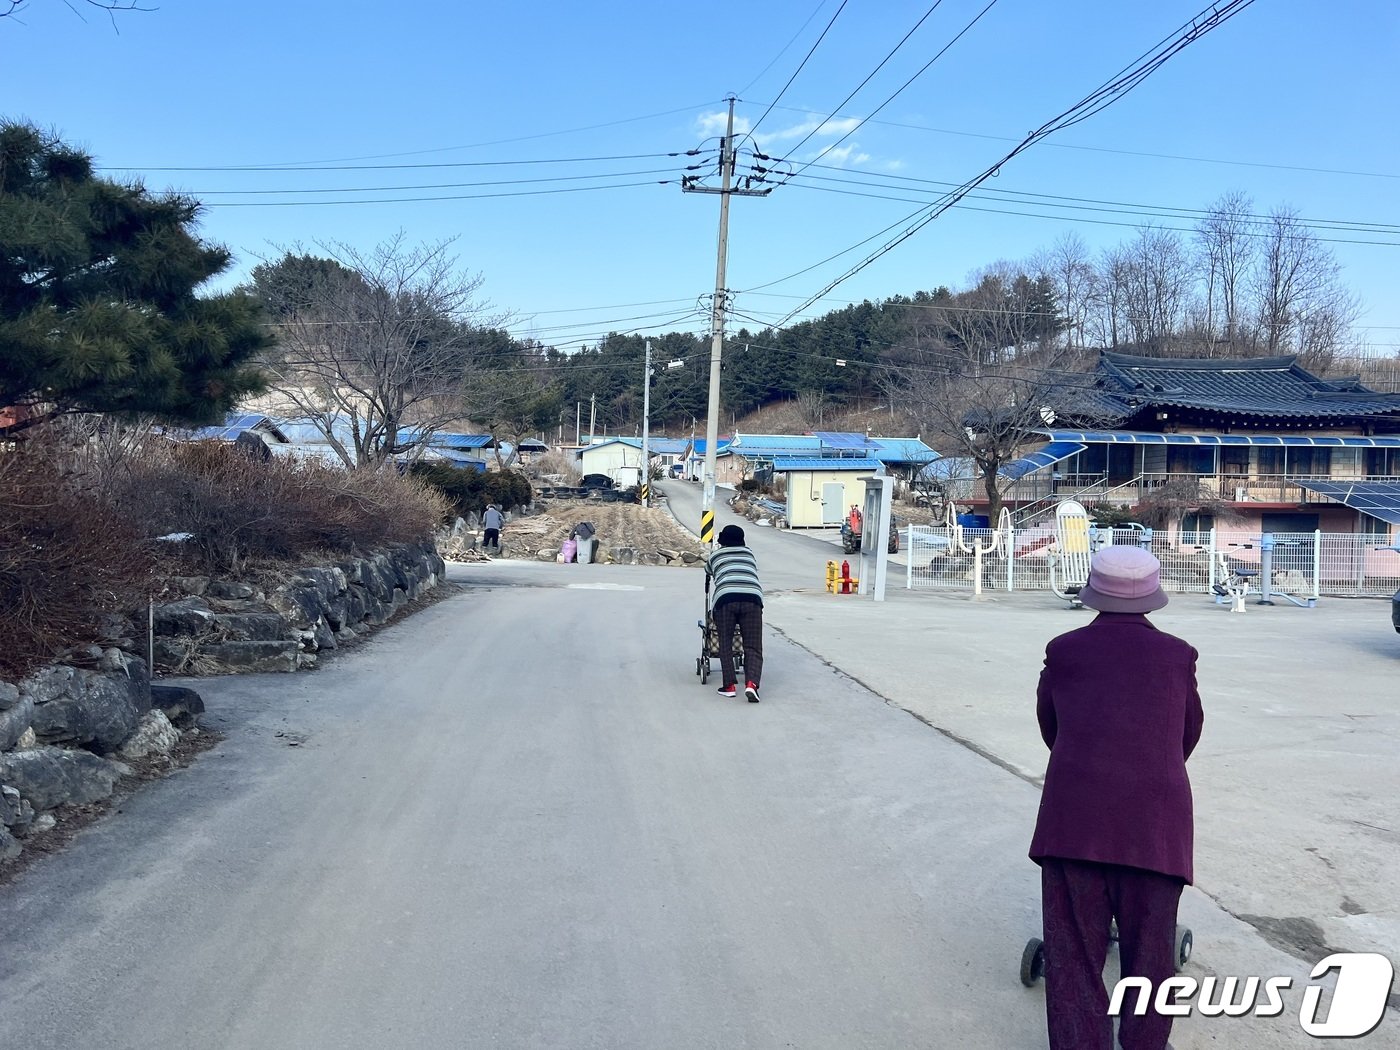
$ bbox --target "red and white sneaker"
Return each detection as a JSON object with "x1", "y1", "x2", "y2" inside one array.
[
  {"x1": 716, "y1": 683, "x2": 737, "y2": 698},
  {"x1": 744, "y1": 681, "x2": 760, "y2": 703}
]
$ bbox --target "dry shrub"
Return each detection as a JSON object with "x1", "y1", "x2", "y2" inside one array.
[
  {"x1": 0, "y1": 444, "x2": 155, "y2": 681},
  {"x1": 113, "y1": 442, "x2": 450, "y2": 574}
]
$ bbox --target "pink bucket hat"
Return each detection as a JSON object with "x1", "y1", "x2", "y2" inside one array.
[{"x1": 1079, "y1": 545, "x2": 1169, "y2": 613}]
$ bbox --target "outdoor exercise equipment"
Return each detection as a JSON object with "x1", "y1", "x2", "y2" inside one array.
[{"x1": 1046, "y1": 500, "x2": 1094, "y2": 608}]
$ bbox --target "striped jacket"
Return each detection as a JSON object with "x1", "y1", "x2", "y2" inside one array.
[{"x1": 706, "y1": 545, "x2": 764, "y2": 609}]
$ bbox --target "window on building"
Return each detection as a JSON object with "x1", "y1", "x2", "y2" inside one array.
[
  {"x1": 1359, "y1": 513, "x2": 1392, "y2": 536},
  {"x1": 1220, "y1": 447, "x2": 1250, "y2": 475}
]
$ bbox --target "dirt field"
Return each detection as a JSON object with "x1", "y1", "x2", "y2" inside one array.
[{"x1": 440, "y1": 499, "x2": 708, "y2": 566}]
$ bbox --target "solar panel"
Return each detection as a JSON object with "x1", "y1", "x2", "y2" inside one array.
[
  {"x1": 814, "y1": 431, "x2": 877, "y2": 449},
  {"x1": 1040, "y1": 429, "x2": 1400, "y2": 448},
  {"x1": 1294, "y1": 480, "x2": 1400, "y2": 525}
]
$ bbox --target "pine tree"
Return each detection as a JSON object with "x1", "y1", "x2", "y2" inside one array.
[{"x1": 0, "y1": 121, "x2": 270, "y2": 428}]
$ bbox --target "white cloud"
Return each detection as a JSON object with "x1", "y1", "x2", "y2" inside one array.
[
  {"x1": 696, "y1": 111, "x2": 751, "y2": 137},
  {"x1": 814, "y1": 144, "x2": 871, "y2": 167}
]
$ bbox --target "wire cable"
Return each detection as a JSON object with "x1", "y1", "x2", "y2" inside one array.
[
  {"x1": 746, "y1": 0, "x2": 849, "y2": 142},
  {"x1": 762, "y1": 0, "x2": 1260, "y2": 326}
]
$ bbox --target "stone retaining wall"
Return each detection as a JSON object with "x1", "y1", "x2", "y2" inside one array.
[{"x1": 0, "y1": 540, "x2": 446, "y2": 866}]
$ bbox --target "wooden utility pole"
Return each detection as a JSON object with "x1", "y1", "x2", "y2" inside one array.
[{"x1": 682, "y1": 95, "x2": 769, "y2": 545}]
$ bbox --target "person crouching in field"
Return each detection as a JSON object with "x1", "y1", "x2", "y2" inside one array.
[{"x1": 1029, "y1": 546, "x2": 1204, "y2": 1050}]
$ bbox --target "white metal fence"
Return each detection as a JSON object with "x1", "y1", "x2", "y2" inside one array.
[{"x1": 905, "y1": 524, "x2": 1400, "y2": 599}]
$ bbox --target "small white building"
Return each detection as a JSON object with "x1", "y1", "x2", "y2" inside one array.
[
  {"x1": 773, "y1": 457, "x2": 884, "y2": 527},
  {"x1": 576, "y1": 438, "x2": 645, "y2": 485}
]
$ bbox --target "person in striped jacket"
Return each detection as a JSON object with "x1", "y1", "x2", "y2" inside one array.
[{"x1": 706, "y1": 524, "x2": 764, "y2": 702}]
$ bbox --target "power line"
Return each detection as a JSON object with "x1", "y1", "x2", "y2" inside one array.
[
  {"x1": 204, "y1": 180, "x2": 671, "y2": 208},
  {"x1": 103, "y1": 104, "x2": 725, "y2": 169},
  {"x1": 189, "y1": 164, "x2": 702, "y2": 196},
  {"x1": 106, "y1": 150, "x2": 705, "y2": 175},
  {"x1": 750, "y1": 106, "x2": 1400, "y2": 182},
  {"x1": 765, "y1": 0, "x2": 1261, "y2": 327},
  {"x1": 737, "y1": 0, "x2": 836, "y2": 98},
  {"x1": 779, "y1": 178, "x2": 1400, "y2": 249},
  {"x1": 777, "y1": 0, "x2": 999, "y2": 182},
  {"x1": 745, "y1": 0, "x2": 849, "y2": 142}
]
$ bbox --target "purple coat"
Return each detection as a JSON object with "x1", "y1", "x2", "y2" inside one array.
[{"x1": 1028, "y1": 613, "x2": 1204, "y2": 882}]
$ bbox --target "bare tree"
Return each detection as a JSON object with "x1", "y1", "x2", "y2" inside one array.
[
  {"x1": 1253, "y1": 206, "x2": 1348, "y2": 357},
  {"x1": 878, "y1": 351, "x2": 1105, "y2": 523},
  {"x1": 1032, "y1": 234, "x2": 1099, "y2": 352},
  {"x1": 250, "y1": 235, "x2": 504, "y2": 470},
  {"x1": 1, "y1": 0, "x2": 152, "y2": 22},
  {"x1": 1195, "y1": 190, "x2": 1256, "y2": 348},
  {"x1": 1120, "y1": 226, "x2": 1193, "y2": 352}
]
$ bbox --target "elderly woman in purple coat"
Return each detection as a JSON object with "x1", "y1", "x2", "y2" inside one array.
[{"x1": 1030, "y1": 546, "x2": 1204, "y2": 1050}]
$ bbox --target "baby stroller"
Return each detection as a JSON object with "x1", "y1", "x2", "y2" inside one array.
[{"x1": 1019, "y1": 920, "x2": 1193, "y2": 987}]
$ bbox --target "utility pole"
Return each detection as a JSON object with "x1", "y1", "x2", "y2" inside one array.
[
  {"x1": 682, "y1": 95, "x2": 770, "y2": 546},
  {"x1": 574, "y1": 401, "x2": 581, "y2": 447},
  {"x1": 588, "y1": 394, "x2": 596, "y2": 446},
  {"x1": 641, "y1": 339, "x2": 652, "y2": 507}
]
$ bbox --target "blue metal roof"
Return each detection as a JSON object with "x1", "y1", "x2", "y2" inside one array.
[
  {"x1": 429, "y1": 432, "x2": 496, "y2": 450},
  {"x1": 869, "y1": 437, "x2": 940, "y2": 463},
  {"x1": 1040, "y1": 429, "x2": 1400, "y2": 448},
  {"x1": 183, "y1": 412, "x2": 282, "y2": 442},
  {"x1": 1000, "y1": 441, "x2": 1088, "y2": 480},
  {"x1": 814, "y1": 431, "x2": 880, "y2": 450},
  {"x1": 1294, "y1": 480, "x2": 1400, "y2": 525},
  {"x1": 690, "y1": 438, "x2": 732, "y2": 455},
  {"x1": 646, "y1": 438, "x2": 690, "y2": 455},
  {"x1": 772, "y1": 457, "x2": 883, "y2": 472},
  {"x1": 733, "y1": 432, "x2": 822, "y2": 450}
]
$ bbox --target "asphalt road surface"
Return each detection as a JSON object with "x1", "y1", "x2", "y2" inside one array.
[{"x1": 0, "y1": 484, "x2": 1387, "y2": 1048}]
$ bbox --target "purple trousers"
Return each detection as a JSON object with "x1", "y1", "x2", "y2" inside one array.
[{"x1": 1040, "y1": 858, "x2": 1184, "y2": 1050}]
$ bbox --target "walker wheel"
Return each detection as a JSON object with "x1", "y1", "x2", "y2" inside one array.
[
  {"x1": 700, "y1": 660, "x2": 709, "y2": 685},
  {"x1": 1020, "y1": 937, "x2": 1046, "y2": 986},
  {"x1": 1175, "y1": 926, "x2": 1193, "y2": 970}
]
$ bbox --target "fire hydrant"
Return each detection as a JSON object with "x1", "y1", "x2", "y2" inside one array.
[{"x1": 840, "y1": 559, "x2": 854, "y2": 594}]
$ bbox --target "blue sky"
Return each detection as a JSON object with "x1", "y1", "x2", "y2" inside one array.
[{"x1": 3, "y1": 0, "x2": 1397, "y2": 354}]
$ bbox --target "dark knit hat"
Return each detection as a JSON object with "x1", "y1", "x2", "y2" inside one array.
[{"x1": 718, "y1": 524, "x2": 746, "y2": 547}]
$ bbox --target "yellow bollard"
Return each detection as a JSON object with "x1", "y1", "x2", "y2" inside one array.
[{"x1": 826, "y1": 560, "x2": 839, "y2": 593}]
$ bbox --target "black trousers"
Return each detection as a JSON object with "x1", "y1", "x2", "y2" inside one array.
[
  {"x1": 483, "y1": 527, "x2": 500, "y2": 549},
  {"x1": 1040, "y1": 857, "x2": 1184, "y2": 1050},
  {"x1": 714, "y1": 599, "x2": 763, "y2": 687}
]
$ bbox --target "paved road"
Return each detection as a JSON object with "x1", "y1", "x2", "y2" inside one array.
[{"x1": 0, "y1": 484, "x2": 1393, "y2": 1048}]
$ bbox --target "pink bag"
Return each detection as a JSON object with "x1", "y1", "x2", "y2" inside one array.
[{"x1": 561, "y1": 539, "x2": 577, "y2": 563}]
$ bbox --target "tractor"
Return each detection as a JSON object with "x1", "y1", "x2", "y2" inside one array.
[{"x1": 840, "y1": 505, "x2": 899, "y2": 555}]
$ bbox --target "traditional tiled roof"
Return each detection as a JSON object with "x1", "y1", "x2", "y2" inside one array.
[{"x1": 1095, "y1": 352, "x2": 1400, "y2": 421}]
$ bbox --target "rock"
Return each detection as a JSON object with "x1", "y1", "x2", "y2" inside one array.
[
  {"x1": 16, "y1": 728, "x2": 36, "y2": 750},
  {"x1": 169, "y1": 576, "x2": 211, "y2": 596},
  {"x1": 26, "y1": 812, "x2": 57, "y2": 835},
  {"x1": 657, "y1": 548, "x2": 680, "y2": 563},
  {"x1": 151, "y1": 637, "x2": 194, "y2": 673},
  {"x1": 199, "y1": 641, "x2": 299, "y2": 674},
  {"x1": 344, "y1": 584, "x2": 368, "y2": 626},
  {"x1": 152, "y1": 597, "x2": 217, "y2": 637},
  {"x1": 20, "y1": 665, "x2": 78, "y2": 705},
  {"x1": 118, "y1": 710, "x2": 180, "y2": 760},
  {"x1": 680, "y1": 551, "x2": 702, "y2": 565},
  {"x1": 1, "y1": 784, "x2": 34, "y2": 830},
  {"x1": 609, "y1": 547, "x2": 638, "y2": 565},
  {"x1": 29, "y1": 666, "x2": 147, "y2": 753},
  {"x1": 0, "y1": 681, "x2": 19, "y2": 712},
  {"x1": 0, "y1": 697, "x2": 36, "y2": 752},
  {"x1": 207, "y1": 580, "x2": 255, "y2": 600},
  {"x1": 537, "y1": 548, "x2": 560, "y2": 561},
  {"x1": 0, "y1": 826, "x2": 19, "y2": 862},
  {"x1": 334, "y1": 626, "x2": 357, "y2": 645},
  {"x1": 150, "y1": 685, "x2": 204, "y2": 724},
  {"x1": 267, "y1": 583, "x2": 325, "y2": 631},
  {"x1": 313, "y1": 618, "x2": 337, "y2": 651},
  {"x1": 215, "y1": 613, "x2": 291, "y2": 642},
  {"x1": 0, "y1": 746, "x2": 125, "y2": 811}
]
